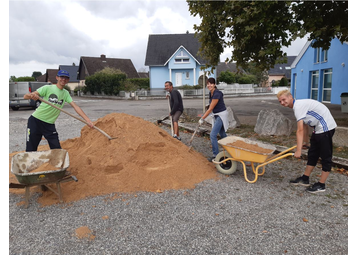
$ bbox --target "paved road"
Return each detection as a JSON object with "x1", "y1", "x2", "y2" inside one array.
[{"x1": 9, "y1": 94, "x2": 346, "y2": 124}]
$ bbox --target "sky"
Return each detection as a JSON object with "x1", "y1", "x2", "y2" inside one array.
[{"x1": 7, "y1": 0, "x2": 308, "y2": 79}]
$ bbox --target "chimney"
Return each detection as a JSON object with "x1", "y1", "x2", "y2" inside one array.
[{"x1": 100, "y1": 54, "x2": 106, "y2": 61}]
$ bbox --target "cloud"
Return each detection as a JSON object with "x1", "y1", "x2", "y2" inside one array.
[
  {"x1": 9, "y1": 0, "x2": 201, "y2": 78},
  {"x1": 9, "y1": 0, "x2": 306, "y2": 78}
]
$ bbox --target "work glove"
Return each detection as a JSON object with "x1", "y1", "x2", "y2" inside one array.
[{"x1": 198, "y1": 118, "x2": 204, "y2": 125}]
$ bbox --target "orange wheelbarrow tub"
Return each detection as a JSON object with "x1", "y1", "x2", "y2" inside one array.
[{"x1": 212, "y1": 136, "x2": 297, "y2": 183}]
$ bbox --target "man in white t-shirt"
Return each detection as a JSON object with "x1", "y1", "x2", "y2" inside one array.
[{"x1": 277, "y1": 90, "x2": 337, "y2": 193}]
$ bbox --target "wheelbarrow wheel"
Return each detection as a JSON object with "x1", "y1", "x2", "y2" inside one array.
[{"x1": 215, "y1": 151, "x2": 237, "y2": 175}]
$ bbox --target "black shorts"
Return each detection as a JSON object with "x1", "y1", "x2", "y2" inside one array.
[
  {"x1": 26, "y1": 115, "x2": 61, "y2": 152},
  {"x1": 307, "y1": 129, "x2": 335, "y2": 172}
]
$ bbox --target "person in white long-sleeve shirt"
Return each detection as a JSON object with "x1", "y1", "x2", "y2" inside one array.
[{"x1": 277, "y1": 90, "x2": 337, "y2": 193}]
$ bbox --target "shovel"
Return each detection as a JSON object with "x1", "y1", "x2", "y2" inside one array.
[
  {"x1": 156, "y1": 115, "x2": 169, "y2": 125},
  {"x1": 37, "y1": 97, "x2": 117, "y2": 140},
  {"x1": 188, "y1": 123, "x2": 201, "y2": 152},
  {"x1": 167, "y1": 97, "x2": 174, "y2": 136}
]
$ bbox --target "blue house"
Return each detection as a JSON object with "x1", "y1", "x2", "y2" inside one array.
[
  {"x1": 290, "y1": 38, "x2": 348, "y2": 105},
  {"x1": 144, "y1": 33, "x2": 215, "y2": 90}
]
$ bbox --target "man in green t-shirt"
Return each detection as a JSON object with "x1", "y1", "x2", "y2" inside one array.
[{"x1": 24, "y1": 70, "x2": 93, "y2": 151}]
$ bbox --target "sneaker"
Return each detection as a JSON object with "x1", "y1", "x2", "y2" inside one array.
[
  {"x1": 306, "y1": 182, "x2": 326, "y2": 193},
  {"x1": 289, "y1": 176, "x2": 310, "y2": 186},
  {"x1": 173, "y1": 134, "x2": 181, "y2": 141},
  {"x1": 207, "y1": 156, "x2": 215, "y2": 162}
]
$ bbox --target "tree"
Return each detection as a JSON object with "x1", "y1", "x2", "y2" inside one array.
[
  {"x1": 32, "y1": 71, "x2": 42, "y2": 80},
  {"x1": 85, "y1": 67, "x2": 127, "y2": 95},
  {"x1": 187, "y1": 1, "x2": 348, "y2": 72},
  {"x1": 279, "y1": 77, "x2": 289, "y2": 87},
  {"x1": 217, "y1": 70, "x2": 236, "y2": 84},
  {"x1": 123, "y1": 80, "x2": 139, "y2": 93},
  {"x1": 245, "y1": 61, "x2": 269, "y2": 86},
  {"x1": 12, "y1": 76, "x2": 35, "y2": 82},
  {"x1": 291, "y1": 1, "x2": 348, "y2": 50},
  {"x1": 236, "y1": 73, "x2": 256, "y2": 85}
]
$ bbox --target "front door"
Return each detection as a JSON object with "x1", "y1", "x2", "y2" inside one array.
[{"x1": 176, "y1": 73, "x2": 182, "y2": 86}]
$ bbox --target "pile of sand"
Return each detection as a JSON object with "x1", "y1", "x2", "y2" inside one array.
[
  {"x1": 227, "y1": 140, "x2": 273, "y2": 154},
  {"x1": 9, "y1": 113, "x2": 218, "y2": 206}
]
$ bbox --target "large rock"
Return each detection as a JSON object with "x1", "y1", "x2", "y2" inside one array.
[
  {"x1": 181, "y1": 108, "x2": 199, "y2": 122},
  {"x1": 227, "y1": 107, "x2": 241, "y2": 128},
  {"x1": 254, "y1": 109, "x2": 293, "y2": 136},
  {"x1": 204, "y1": 107, "x2": 241, "y2": 129},
  {"x1": 332, "y1": 127, "x2": 348, "y2": 147},
  {"x1": 182, "y1": 108, "x2": 198, "y2": 119}
]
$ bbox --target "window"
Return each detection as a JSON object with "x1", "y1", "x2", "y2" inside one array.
[
  {"x1": 175, "y1": 50, "x2": 190, "y2": 64},
  {"x1": 315, "y1": 48, "x2": 320, "y2": 63},
  {"x1": 310, "y1": 71, "x2": 319, "y2": 100},
  {"x1": 322, "y1": 50, "x2": 328, "y2": 62},
  {"x1": 185, "y1": 72, "x2": 190, "y2": 79},
  {"x1": 293, "y1": 73, "x2": 297, "y2": 99},
  {"x1": 322, "y1": 68, "x2": 332, "y2": 103},
  {"x1": 314, "y1": 48, "x2": 328, "y2": 63}
]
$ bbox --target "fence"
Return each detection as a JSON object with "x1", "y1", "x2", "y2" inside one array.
[{"x1": 81, "y1": 84, "x2": 277, "y2": 99}]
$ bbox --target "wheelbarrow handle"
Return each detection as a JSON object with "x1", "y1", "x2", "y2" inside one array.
[{"x1": 266, "y1": 145, "x2": 297, "y2": 162}]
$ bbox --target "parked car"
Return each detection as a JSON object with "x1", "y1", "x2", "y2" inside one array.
[{"x1": 9, "y1": 82, "x2": 51, "y2": 110}]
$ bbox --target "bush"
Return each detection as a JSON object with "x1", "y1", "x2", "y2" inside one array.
[
  {"x1": 177, "y1": 84, "x2": 203, "y2": 90},
  {"x1": 237, "y1": 74, "x2": 256, "y2": 84},
  {"x1": 127, "y1": 78, "x2": 150, "y2": 90},
  {"x1": 85, "y1": 67, "x2": 127, "y2": 95},
  {"x1": 218, "y1": 70, "x2": 236, "y2": 84},
  {"x1": 218, "y1": 71, "x2": 257, "y2": 85},
  {"x1": 123, "y1": 80, "x2": 139, "y2": 92},
  {"x1": 13, "y1": 76, "x2": 36, "y2": 82},
  {"x1": 279, "y1": 77, "x2": 289, "y2": 87}
]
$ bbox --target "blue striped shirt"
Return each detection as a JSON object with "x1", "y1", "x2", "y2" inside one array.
[{"x1": 293, "y1": 99, "x2": 336, "y2": 134}]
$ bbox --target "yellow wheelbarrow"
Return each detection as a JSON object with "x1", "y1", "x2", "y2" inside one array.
[{"x1": 212, "y1": 136, "x2": 297, "y2": 183}]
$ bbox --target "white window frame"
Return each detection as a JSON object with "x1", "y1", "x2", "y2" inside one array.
[
  {"x1": 315, "y1": 48, "x2": 320, "y2": 63},
  {"x1": 310, "y1": 71, "x2": 319, "y2": 100},
  {"x1": 322, "y1": 49, "x2": 328, "y2": 62},
  {"x1": 322, "y1": 68, "x2": 332, "y2": 103},
  {"x1": 185, "y1": 72, "x2": 190, "y2": 80},
  {"x1": 175, "y1": 50, "x2": 190, "y2": 64},
  {"x1": 293, "y1": 73, "x2": 297, "y2": 99}
]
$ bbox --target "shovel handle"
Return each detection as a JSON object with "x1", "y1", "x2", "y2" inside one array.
[
  {"x1": 38, "y1": 97, "x2": 115, "y2": 140},
  {"x1": 167, "y1": 97, "x2": 174, "y2": 136},
  {"x1": 188, "y1": 124, "x2": 200, "y2": 151}
]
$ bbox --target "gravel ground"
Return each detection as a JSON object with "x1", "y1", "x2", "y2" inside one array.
[{"x1": 9, "y1": 116, "x2": 348, "y2": 254}]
